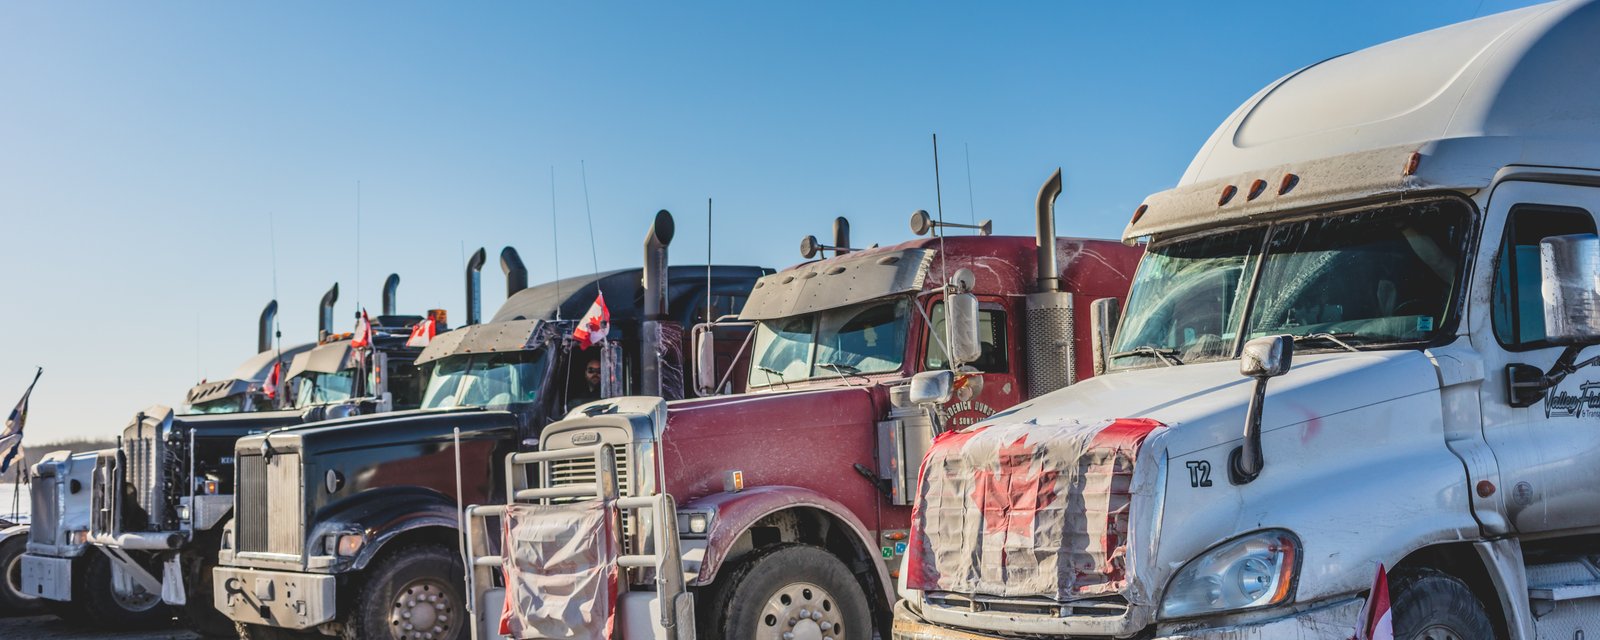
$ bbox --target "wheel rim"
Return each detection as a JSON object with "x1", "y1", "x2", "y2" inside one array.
[
  {"x1": 4, "y1": 552, "x2": 37, "y2": 601},
  {"x1": 1418, "y1": 625, "x2": 1463, "y2": 640},
  {"x1": 114, "y1": 583, "x2": 161, "y2": 612},
  {"x1": 758, "y1": 581, "x2": 847, "y2": 640},
  {"x1": 387, "y1": 577, "x2": 459, "y2": 640}
]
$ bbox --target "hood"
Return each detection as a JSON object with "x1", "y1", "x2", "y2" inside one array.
[
  {"x1": 172, "y1": 409, "x2": 308, "y2": 441},
  {"x1": 906, "y1": 350, "x2": 1442, "y2": 602},
  {"x1": 250, "y1": 407, "x2": 516, "y2": 454}
]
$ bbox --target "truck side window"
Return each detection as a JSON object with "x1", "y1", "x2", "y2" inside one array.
[
  {"x1": 925, "y1": 303, "x2": 1009, "y2": 374},
  {"x1": 1493, "y1": 205, "x2": 1596, "y2": 347}
]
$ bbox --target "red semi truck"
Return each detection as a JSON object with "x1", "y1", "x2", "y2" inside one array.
[{"x1": 465, "y1": 170, "x2": 1143, "y2": 639}]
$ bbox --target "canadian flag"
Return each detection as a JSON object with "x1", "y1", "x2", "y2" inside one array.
[
  {"x1": 264, "y1": 361, "x2": 282, "y2": 400},
  {"x1": 352, "y1": 309, "x2": 373, "y2": 348},
  {"x1": 1355, "y1": 564, "x2": 1394, "y2": 640},
  {"x1": 406, "y1": 318, "x2": 436, "y2": 348},
  {"x1": 573, "y1": 293, "x2": 610, "y2": 350}
]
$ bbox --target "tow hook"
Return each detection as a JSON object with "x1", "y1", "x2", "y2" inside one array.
[{"x1": 854, "y1": 463, "x2": 893, "y2": 497}]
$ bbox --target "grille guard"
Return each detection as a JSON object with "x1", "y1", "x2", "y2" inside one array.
[{"x1": 462, "y1": 444, "x2": 693, "y2": 640}]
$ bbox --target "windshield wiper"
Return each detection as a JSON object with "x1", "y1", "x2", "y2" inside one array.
[
  {"x1": 818, "y1": 362, "x2": 861, "y2": 375},
  {"x1": 1292, "y1": 332, "x2": 1360, "y2": 352},
  {"x1": 756, "y1": 366, "x2": 790, "y2": 388},
  {"x1": 1111, "y1": 346, "x2": 1183, "y2": 367}
]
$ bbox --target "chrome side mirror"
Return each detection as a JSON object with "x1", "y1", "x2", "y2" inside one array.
[
  {"x1": 1089, "y1": 297, "x2": 1121, "y2": 376},
  {"x1": 1232, "y1": 335, "x2": 1293, "y2": 485},
  {"x1": 908, "y1": 370, "x2": 954, "y2": 406},
  {"x1": 694, "y1": 325, "x2": 718, "y2": 396},
  {"x1": 1541, "y1": 233, "x2": 1600, "y2": 343}
]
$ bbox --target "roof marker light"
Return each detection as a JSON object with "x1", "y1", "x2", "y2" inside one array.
[
  {"x1": 1131, "y1": 204, "x2": 1148, "y2": 225},
  {"x1": 1279, "y1": 173, "x2": 1299, "y2": 195},
  {"x1": 1218, "y1": 185, "x2": 1238, "y2": 207},
  {"x1": 1403, "y1": 151, "x2": 1422, "y2": 176},
  {"x1": 1247, "y1": 179, "x2": 1267, "y2": 201}
]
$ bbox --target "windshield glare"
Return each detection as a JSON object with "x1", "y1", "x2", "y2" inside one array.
[
  {"x1": 293, "y1": 371, "x2": 356, "y2": 409},
  {"x1": 422, "y1": 351, "x2": 550, "y2": 409},
  {"x1": 749, "y1": 298, "x2": 911, "y2": 387},
  {"x1": 1113, "y1": 199, "x2": 1469, "y2": 367}
]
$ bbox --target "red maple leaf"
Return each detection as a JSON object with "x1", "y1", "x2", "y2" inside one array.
[{"x1": 970, "y1": 435, "x2": 1060, "y2": 538}]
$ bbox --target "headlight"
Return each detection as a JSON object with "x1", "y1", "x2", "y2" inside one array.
[
  {"x1": 678, "y1": 509, "x2": 714, "y2": 538},
  {"x1": 326, "y1": 533, "x2": 365, "y2": 557},
  {"x1": 176, "y1": 504, "x2": 191, "y2": 522},
  {"x1": 1160, "y1": 529, "x2": 1299, "y2": 619}
]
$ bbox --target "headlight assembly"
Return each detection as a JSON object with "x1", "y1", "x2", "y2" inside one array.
[{"x1": 1159, "y1": 529, "x2": 1299, "y2": 619}]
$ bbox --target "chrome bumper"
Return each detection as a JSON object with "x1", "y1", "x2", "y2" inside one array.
[
  {"x1": 20, "y1": 554, "x2": 73, "y2": 602},
  {"x1": 212, "y1": 566, "x2": 338, "y2": 630}
]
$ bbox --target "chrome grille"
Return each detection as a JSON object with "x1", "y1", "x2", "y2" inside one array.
[
  {"x1": 236, "y1": 452, "x2": 303, "y2": 555},
  {"x1": 28, "y1": 474, "x2": 60, "y2": 545},
  {"x1": 124, "y1": 426, "x2": 165, "y2": 524},
  {"x1": 547, "y1": 447, "x2": 633, "y2": 546}
]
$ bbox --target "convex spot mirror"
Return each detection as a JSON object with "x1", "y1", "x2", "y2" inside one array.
[
  {"x1": 908, "y1": 370, "x2": 954, "y2": 406},
  {"x1": 1089, "y1": 297, "x2": 1121, "y2": 375},
  {"x1": 1240, "y1": 335, "x2": 1293, "y2": 379},
  {"x1": 1541, "y1": 233, "x2": 1600, "y2": 343}
]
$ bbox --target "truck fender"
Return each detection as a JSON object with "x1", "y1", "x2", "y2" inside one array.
[
  {"x1": 683, "y1": 485, "x2": 894, "y2": 606},
  {"x1": 310, "y1": 486, "x2": 460, "y2": 572},
  {"x1": 0, "y1": 525, "x2": 26, "y2": 543}
]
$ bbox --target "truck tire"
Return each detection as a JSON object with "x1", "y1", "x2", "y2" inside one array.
[
  {"x1": 701, "y1": 543, "x2": 873, "y2": 640},
  {"x1": 181, "y1": 533, "x2": 236, "y2": 638},
  {"x1": 80, "y1": 549, "x2": 170, "y2": 629},
  {"x1": 1389, "y1": 567, "x2": 1497, "y2": 640},
  {"x1": 341, "y1": 544, "x2": 466, "y2": 640},
  {"x1": 0, "y1": 534, "x2": 42, "y2": 616}
]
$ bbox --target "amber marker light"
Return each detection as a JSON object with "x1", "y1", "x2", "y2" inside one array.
[
  {"x1": 1218, "y1": 185, "x2": 1238, "y2": 206},
  {"x1": 1279, "y1": 173, "x2": 1299, "y2": 195},
  {"x1": 1403, "y1": 151, "x2": 1422, "y2": 176},
  {"x1": 1131, "y1": 204, "x2": 1148, "y2": 225}
]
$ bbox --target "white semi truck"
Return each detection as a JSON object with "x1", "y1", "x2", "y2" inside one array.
[{"x1": 894, "y1": 1, "x2": 1600, "y2": 639}]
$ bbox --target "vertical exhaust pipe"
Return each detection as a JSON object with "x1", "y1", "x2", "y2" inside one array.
[
  {"x1": 1035, "y1": 168, "x2": 1063, "y2": 293},
  {"x1": 1024, "y1": 168, "x2": 1076, "y2": 398},
  {"x1": 258, "y1": 300, "x2": 278, "y2": 353},
  {"x1": 500, "y1": 247, "x2": 528, "y2": 299},
  {"x1": 833, "y1": 217, "x2": 851, "y2": 256},
  {"x1": 465, "y1": 247, "x2": 487, "y2": 326},
  {"x1": 318, "y1": 284, "x2": 339, "y2": 341},
  {"x1": 381, "y1": 274, "x2": 400, "y2": 317},
  {"x1": 641, "y1": 210, "x2": 676, "y2": 396}
]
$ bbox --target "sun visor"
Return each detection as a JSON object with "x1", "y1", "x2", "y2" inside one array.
[
  {"x1": 186, "y1": 379, "x2": 251, "y2": 407},
  {"x1": 739, "y1": 248, "x2": 934, "y2": 320},
  {"x1": 416, "y1": 319, "x2": 552, "y2": 365},
  {"x1": 287, "y1": 340, "x2": 353, "y2": 380}
]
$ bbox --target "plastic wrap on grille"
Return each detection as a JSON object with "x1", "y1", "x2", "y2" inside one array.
[
  {"x1": 1025, "y1": 292, "x2": 1075, "y2": 399},
  {"x1": 499, "y1": 500, "x2": 617, "y2": 639},
  {"x1": 905, "y1": 417, "x2": 1162, "y2": 601}
]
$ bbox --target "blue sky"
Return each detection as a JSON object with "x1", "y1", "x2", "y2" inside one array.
[{"x1": 0, "y1": 0, "x2": 1544, "y2": 441}]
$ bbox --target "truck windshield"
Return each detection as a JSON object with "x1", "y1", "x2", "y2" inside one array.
[
  {"x1": 1113, "y1": 199, "x2": 1469, "y2": 367},
  {"x1": 188, "y1": 396, "x2": 246, "y2": 414},
  {"x1": 748, "y1": 297, "x2": 911, "y2": 387},
  {"x1": 293, "y1": 371, "x2": 356, "y2": 409},
  {"x1": 421, "y1": 351, "x2": 550, "y2": 409}
]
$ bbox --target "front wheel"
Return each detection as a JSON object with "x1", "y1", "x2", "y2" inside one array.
[
  {"x1": 702, "y1": 544, "x2": 874, "y2": 640},
  {"x1": 80, "y1": 549, "x2": 171, "y2": 629},
  {"x1": 1389, "y1": 567, "x2": 1497, "y2": 640},
  {"x1": 341, "y1": 544, "x2": 466, "y2": 640},
  {"x1": 0, "y1": 534, "x2": 42, "y2": 616}
]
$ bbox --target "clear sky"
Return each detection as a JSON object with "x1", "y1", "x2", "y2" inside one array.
[{"x1": 0, "y1": 0, "x2": 1546, "y2": 442}]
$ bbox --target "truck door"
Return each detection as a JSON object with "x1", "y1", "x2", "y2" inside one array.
[
  {"x1": 1477, "y1": 180, "x2": 1600, "y2": 534},
  {"x1": 923, "y1": 296, "x2": 1022, "y2": 429}
]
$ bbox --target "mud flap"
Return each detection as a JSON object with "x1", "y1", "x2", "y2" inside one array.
[
  {"x1": 101, "y1": 546, "x2": 163, "y2": 601},
  {"x1": 161, "y1": 555, "x2": 186, "y2": 606}
]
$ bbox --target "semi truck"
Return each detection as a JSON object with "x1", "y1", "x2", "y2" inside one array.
[
  {"x1": 19, "y1": 279, "x2": 435, "y2": 635},
  {"x1": 210, "y1": 210, "x2": 772, "y2": 640},
  {"x1": 894, "y1": 2, "x2": 1600, "y2": 639},
  {"x1": 4, "y1": 301, "x2": 313, "y2": 624},
  {"x1": 462, "y1": 174, "x2": 1142, "y2": 640}
]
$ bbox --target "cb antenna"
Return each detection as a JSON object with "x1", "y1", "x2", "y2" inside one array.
[
  {"x1": 707, "y1": 198, "x2": 713, "y2": 324},
  {"x1": 932, "y1": 134, "x2": 948, "y2": 286},
  {"x1": 581, "y1": 161, "x2": 602, "y2": 296},
  {"x1": 549, "y1": 166, "x2": 562, "y2": 319}
]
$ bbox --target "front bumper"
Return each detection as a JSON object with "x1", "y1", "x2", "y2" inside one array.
[
  {"x1": 893, "y1": 596, "x2": 1363, "y2": 640},
  {"x1": 212, "y1": 566, "x2": 338, "y2": 630},
  {"x1": 20, "y1": 554, "x2": 74, "y2": 602}
]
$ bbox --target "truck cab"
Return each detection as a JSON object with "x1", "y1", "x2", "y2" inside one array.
[
  {"x1": 895, "y1": 2, "x2": 1600, "y2": 639},
  {"x1": 212, "y1": 211, "x2": 772, "y2": 640},
  {"x1": 471, "y1": 179, "x2": 1140, "y2": 640}
]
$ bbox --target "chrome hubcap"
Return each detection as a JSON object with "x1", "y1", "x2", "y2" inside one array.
[
  {"x1": 115, "y1": 584, "x2": 160, "y2": 611},
  {"x1": 1419, "y1": 626, "x2": 1462, "y2": 640},
  {"x1": 758, "y1": 581, "x2": 845, "y2": 640},
  {"x1": 388, "y1": 579, "x2": 457, "y2": 640}
]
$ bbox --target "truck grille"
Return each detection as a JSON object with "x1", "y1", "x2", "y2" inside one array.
[
  {"x1": 236, "y1": 452, "x2": 304, "y2": 555},
  {"x1": 547, "y1": 447, "x2": 633, "y2": 548},
  {"x1": 90, "y1": 453, "x2": 117, "y2": 537},
  {"x1": 28, "y1": 474, "x2": 60, "y2": 545},
  {"x1": 124, "y1": 425, "x2": 171, "y2": 530}
]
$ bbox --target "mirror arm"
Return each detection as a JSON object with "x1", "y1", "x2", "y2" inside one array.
[
  {"x1": 1509, "y1": 344, "x2": 1598, "y2": 407},
  {"x1": 712, "y1": 328, "x2": 757, "y2": 395},
  {"x1": 1229, "y1": 377, "x2": 1269, "y2": 484}
]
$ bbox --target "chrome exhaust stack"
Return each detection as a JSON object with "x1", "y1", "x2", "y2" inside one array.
[
  {"x1": 1024, "y1": 168, "x2": 1077, "y2": 398},
  {"x1": 641, "y1": 210, "x2": 676, "y2": 397},
  {"x1": 318, "y1": 284, "x2": 339, "y2": 341},
  {"x1": 258, "y1": 300, "x2": 278, "y2": 353},
  {"x1": 381, "y1": 274, "x2": 400, "y2": 316},
  {"x1": 465, "y1": 247, "x2": 487, "y2": 326},
  {"x1": 501, "y1": 247, "x2": 528, "y2": 298}
]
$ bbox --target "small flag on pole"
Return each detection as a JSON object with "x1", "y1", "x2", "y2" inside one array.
[
  {"x1": 0, "y1": 368, "x2": 43, "y2": 475},
  {"x1": 406, "y1": 318, "x2": 436, "y2": 348},
  {"x1": 1355, "y1": 564, "x2": 1394, "y2": 640},
  {"x1": 264, "y1": 361, "x2": 282, "y2": 400},
  {"x1": 573, "y1": 293, "x2": 610, "y2": 350},
  {"x1": 352, "y1": 309, "x2": 374, "y2": 348}
]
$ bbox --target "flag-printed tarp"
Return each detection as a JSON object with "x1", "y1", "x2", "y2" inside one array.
[
  {"x1": 905, "y1": 416, "x2": 1163, "y2": 600},
  {"x1": 499, "y1": 499, "x2": 617, "y2": 639},
  {"x1": 0, "y1": 368, "x2": 43, "y2": 475}
]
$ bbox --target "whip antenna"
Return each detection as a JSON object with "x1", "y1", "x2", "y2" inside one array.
[
  {"x1": 707, "y1": 198, "x2": 713, "y2": 324},
  {"x1": 581, "y1": 160, "x2": 601, "y2": 295},
  {"x1": 932, "y1": 134, "x2": 948, "y2": 286},
  {"x1": 965, "y1": 143, "x2": 977, "y2": 228},
  {"x1": 549, "y1": 166, "x2": 562, "y2": 319}
]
